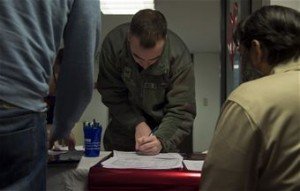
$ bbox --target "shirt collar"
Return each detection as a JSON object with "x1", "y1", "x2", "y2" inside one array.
[{"x1": 271, "y1": 59, "x2": 300, "y2": 74}]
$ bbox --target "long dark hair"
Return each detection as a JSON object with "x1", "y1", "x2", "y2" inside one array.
[{"x1": 234, "y1": 5, "x2": 300, "y2": 65}]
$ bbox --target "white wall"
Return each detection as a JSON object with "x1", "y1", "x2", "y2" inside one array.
[
  {"x1": 270, "y1": 0, "x2": 300, "y2": 11},
  {"x1": 75, "y1": 0, "x2": 221, "y2": 152},
  {"x1": 156, "y1": 0, "x2": 220, "y2": 52},
  {"x1": 193, "y1": 53, "x2": 220, "y2": 152}
]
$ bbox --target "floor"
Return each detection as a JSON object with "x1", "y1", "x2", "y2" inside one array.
[{"x1": 46, "y1": 163, "x2": 77, "y2": 191}]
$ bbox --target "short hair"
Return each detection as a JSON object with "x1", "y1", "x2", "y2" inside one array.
[
  {"x1": 130, "y1": 9, "x2": 167, "y2": 48},
  {"x1": 234, "y1": 5, "x2": 300, "y2": 65}
]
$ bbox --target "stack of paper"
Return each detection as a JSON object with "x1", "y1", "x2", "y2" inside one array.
[
  {"x1": 183, "y1": 160, "x2": 204, "y2": 171},
  {"x1": 102, "y1": 150, "x2": 183, "y2": 169}
]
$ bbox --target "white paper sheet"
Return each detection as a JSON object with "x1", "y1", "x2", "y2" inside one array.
[
  {"x1": 183, "y1": 160, "x2": 204, "y2": 171},
  {"x1": 101, "y1": 150, "x2": 183, "y2": 169},
  {"x1": 76, "y1": 151, "x2": 111, "y2": 170}
]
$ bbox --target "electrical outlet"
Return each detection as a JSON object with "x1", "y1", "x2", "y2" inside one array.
[{"x1": 203, "y1": 98, "x2": 208, "y2": 106}]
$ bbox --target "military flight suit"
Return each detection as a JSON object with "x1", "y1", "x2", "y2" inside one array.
[{"x1": 97, "y1": 23, "x2": 196, "y2": 152}]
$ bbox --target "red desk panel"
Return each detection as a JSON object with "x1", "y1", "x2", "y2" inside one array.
[{"x1": 88, "y1": 153, "x2": 203, "y2": 191}]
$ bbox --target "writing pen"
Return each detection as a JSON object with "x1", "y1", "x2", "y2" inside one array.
[{"x1": 149, "y1": 126, "x2": 159, "y2": 136}]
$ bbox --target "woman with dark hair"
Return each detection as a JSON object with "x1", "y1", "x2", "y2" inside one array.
[{"x1": 200, "y1": 5, "x2": 299, "y2": 191}]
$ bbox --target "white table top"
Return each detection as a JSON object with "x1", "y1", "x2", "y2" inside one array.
[
  {"x1": 48, "y1": 151, "x2": 111, "y2": 191},
  {"x1": 76, "y1": 151, "x2": 111, "y2": 170}
]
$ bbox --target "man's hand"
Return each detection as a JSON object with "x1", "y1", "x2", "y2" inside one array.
[
  {"x1": 64, "y1": 133, "x2": 76, "y2": 151},
  {"x1": 136, "y1": 135, "x2": 162, "y2": 155},
  {"x1": 135, "y1": 122, "x2": 162, "y2": 155},
  {"x1": 135, "y1": 122, "x2": 152, "y2": 139},
  {"x1": 47, "y1": 125, "x2": 76, "y2": 151}
]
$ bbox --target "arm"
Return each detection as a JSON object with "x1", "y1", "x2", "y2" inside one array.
[
  {"x1": 155, "y1": 49, "x2": 196, "y2": 152},
  {"x1": 200, "y1": 101, "x2": 263, "y2": 191},
  {"x1": 51, "y1": 0, "x2": 100, "y2": 141},
  {"x1": 97, "y1": 38, "x2": 145, "y2": 130}
]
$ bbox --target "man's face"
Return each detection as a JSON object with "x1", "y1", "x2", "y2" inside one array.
[{"x1": 129, "y1": 35, "x2": 165, "y2": 69}]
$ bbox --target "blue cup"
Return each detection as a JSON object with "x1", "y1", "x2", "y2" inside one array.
[{"x1": 83, "y1": 121, "x2": 102, "y2": 157}]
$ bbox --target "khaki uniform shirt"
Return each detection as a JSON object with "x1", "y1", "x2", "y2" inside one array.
[
  {"x1": 201, "y1": 60, "x2": 300, "y2": 191},
  {"x1": 97, "y1": 23, "x2": 196, "y2": 152}
]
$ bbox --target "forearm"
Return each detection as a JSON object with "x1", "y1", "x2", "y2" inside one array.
[
  {"x1": 52, "y1": 72, "x2": 93, "y2": 140},
  {"x1": 155, "y1": 103, "x2": 196, "y2": 152},
  {"x1": 155, "y1": 63, "x2": 196, "y2": 152},
  {"x1": 52, "y1": 0, "x2": 100, "y2": 140}
]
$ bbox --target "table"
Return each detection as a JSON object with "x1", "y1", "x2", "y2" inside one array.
[
  {"x1": 88, "y1": 153, "x2": 204, "y2": 191},
  {"x1": 47, "y1": 163, "x2": 77, "y2": 191},
  {"x1": 47, "y1": 152, "x2": 204, "y2": 191},
  {"x1": 47, "y1": 151, "x2": 111, "y2": 191}
]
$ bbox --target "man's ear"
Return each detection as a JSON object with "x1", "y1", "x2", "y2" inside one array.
[{"x1": 251, "y1": 40, "x2": 263, "y2": 63}]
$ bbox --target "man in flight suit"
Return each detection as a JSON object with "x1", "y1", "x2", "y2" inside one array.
[{"x1": 97, "y1": 9, "x2": 196, "y2": 155}]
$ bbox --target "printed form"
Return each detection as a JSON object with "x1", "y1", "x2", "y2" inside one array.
[
  {"x1": 183, "y1": 160, "x2": 204, "y2": 171},
  {"x1": 101, "y1": 150, "x2": 183, "y2": 169}
]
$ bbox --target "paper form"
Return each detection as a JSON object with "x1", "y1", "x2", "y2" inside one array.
[
  {"x1": 183, "y1": 160, "x2": 204, "y2": 171},
  {"x1": 77, "y1": 151, "x2": 112, "y2": 170},
  {"x1": 101, "y1": 150, "x2": 183, "y2": 169}
]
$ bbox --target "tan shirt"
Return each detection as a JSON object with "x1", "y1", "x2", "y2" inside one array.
[{"x1": 200, "y1": 60, "x2": 300, "y2": 191}]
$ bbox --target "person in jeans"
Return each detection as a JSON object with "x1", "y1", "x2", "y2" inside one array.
[{"x1": 0, "y1": 0, "x2": 100, "y2": 190}]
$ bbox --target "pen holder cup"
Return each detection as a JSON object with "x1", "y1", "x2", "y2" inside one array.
[{"x1": 83, "y1": 124, "x2": 102, "y2": 157}]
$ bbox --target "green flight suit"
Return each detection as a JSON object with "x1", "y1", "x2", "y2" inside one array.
[{"x1": 97, "y1": 23, "x2": 196, "y2": 152}]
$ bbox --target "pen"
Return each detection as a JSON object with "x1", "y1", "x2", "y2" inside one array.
[{"x1": 149, "y1": 126, "x2": 159, "y2": 136}]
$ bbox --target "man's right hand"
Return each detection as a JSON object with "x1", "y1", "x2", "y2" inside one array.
[
  {"x1": 135, "y1": 122, "x2": 162, "y2": 155},
  {"x1": 135, "y1": 122, "x2": 152, "y2": 150}
]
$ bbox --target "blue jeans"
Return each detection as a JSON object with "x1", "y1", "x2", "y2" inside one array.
[{"x1": 0, "y1": 106, "x2": 47, "y2": 191}]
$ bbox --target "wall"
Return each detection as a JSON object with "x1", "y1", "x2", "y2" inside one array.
[
  {"x1": 193, "y1": 53, "x2": 220, "y2": 152},
  {"x1": 156, "y1": 0, "x2": 220, "y2": 52},
  {"x1": 73, "y1": 0, "x2": 221, "y2": 152},
  {"x1": 270, "y1": 0, "x2": 300, "y2": 10},
  {"x1": 253, "y1": 0, "x2": 300, "y2": 11}
]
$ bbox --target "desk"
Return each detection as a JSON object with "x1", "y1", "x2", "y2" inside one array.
[
  {"x1": 47, "y1": 152, "x2": 203, "y2": 191},
  {"x1": 88, "y1": 153, "x2": 204, "y2": 191},
  {"x1": 47, "y1": 163, "x2": 77, "y2": 191},
  {"x1": 47, "y1": 151, "x2": 111, "y2": 191}
]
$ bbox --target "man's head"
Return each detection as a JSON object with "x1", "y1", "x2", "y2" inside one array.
[
  {"x1": 234, "y1": 5, "x2": 300, "y2": 74},
  {"x1": 128, "y1": 9, "x2": 167, "y2": 69}
]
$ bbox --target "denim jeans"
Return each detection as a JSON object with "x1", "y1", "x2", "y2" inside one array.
[{"x1": 0, "y1": 106, "x2": 47, "y2": 191}]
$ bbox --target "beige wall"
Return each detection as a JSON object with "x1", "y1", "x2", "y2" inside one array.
[{"x1": 271, "y1": 0, "x2": 300, "y2": 11}]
